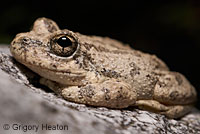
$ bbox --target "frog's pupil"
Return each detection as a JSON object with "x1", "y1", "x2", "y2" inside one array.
[{"x1": 56, "y1": 36, "x2": 72, "y2": 48}]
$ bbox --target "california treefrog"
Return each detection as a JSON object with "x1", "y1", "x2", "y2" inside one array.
[{"x1": 10, "y1": 18, "x2": 197, "y2": 118}]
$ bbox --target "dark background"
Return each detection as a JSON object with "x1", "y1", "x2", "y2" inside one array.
[{"x1": 0, "y1": 1, "x2": 199, "y2": 108}]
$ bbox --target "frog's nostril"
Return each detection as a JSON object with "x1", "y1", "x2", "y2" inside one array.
[{"x1": 23, "y1": 38, "x2": 28, "y2": 42}]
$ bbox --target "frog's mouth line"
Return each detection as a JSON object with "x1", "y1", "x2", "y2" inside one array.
[
  {"x1": 22, "y1": 61, "x2": 86, "y2": 77},
  {"x1": 21, "y1": 61, "x2": 86, "y2": 86}
]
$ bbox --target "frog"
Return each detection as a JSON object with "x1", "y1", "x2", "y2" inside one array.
[{"x1": 10, "y1": 17, "x2": 197, "y2": 118}]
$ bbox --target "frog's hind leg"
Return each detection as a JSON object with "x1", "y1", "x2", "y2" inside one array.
[
  {"x1": 154, "y1": 71, "x2": 196, "y2": 105},
  {"x1": 135, "y1": 71, "x2": 196, "y2": 118},
  {"x1": 135, "y1": 100, "x2": 193, "y2": 118}
]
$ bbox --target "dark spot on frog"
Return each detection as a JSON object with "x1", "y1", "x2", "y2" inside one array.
[
  {"x1": 100, "y1": 68, "x2": 121, "y2": 78},
  {"x1": 79, "y1": 85, "x2": 96, "y2": 99},
  {"x1": 75, "y1": 59, "x2": 79, "y2": 64},
  {"x1": 157, "y1": 81, "x2": 167, "y2": 88},
  {"x1": 21, "y1": 37, "x2": 43, "y2": 46},
  {"x1": 101, "y1": 87, "x2": 110, "y2": 93},
  {"x1": 129, "y1": 62, "x2": 140, "y2": 77},
  {"x1": 33, "y1": 40, "x2": 43, "y2": 45},
  {"x1": 169, "y1": 91, "x2": 179, "y2": 100},
  {"x1": 166, "y1": 77, "x2": 171, "y2": 81},
  {"x1": 124, "y1": 76, "x2": 128, "y2": 79},
  {"x1": 33, "y1": 50, "x2": 38, "y2": 56},
  {"x1": 154, "y1": 64, "x2": 161, "y2": 70},
  {"x1": 101, "y1": 87, "x2": 111, "y2": 101},
  {"x1": 146, "y1": 74, "x2": 156, "y2": 82},
  {"x1": 175, "y1": 74, "x2": 183, "y2": 85},
  {"x1": 130, "y1": 69, "x2": 140, "y2": 77},
  {"x1": 22, "y1": 38, "x2": 29, "y2": 42},
  {"x1": 83, "y1": 43, "x2": 93, "y2": 51},
  {"x1": 68, "y1": 93, "x2": 71, "y2": 96},
  {"x1": 12, "y1": 46, "x2": 16, "y2": 50},
  {"x1": 38, "y1": 62, "x2": 42, "y2": 67},
  {"x1": 21, "y1": 37, "x2": 30, "y2": 45},
  {"x1": 19, "y1": 46, "x2": 28, "y2": 54},
  {"x1": 80, "y1": 51, "x2": 96, "y2": 71},
  {"x1": 105, "y1": 94, "x2": 111, "y2": 101},
  {"x1": 129, "y1": 62, "x2": 135, "y2": 67},
  {"x1": 116, "y1": 91, "x2": 123, "y2": 99},
  {"x1": 52, "y1": 64, "x2": 57, "y2": 68}
]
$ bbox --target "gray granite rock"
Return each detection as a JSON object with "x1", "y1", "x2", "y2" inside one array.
[{"x1": 0, "y1": 44, "x2": 200, "y2": 134}]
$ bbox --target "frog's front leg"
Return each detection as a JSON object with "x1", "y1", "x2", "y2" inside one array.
[{"x1": 40, "y1": 78, "x2": 137, "y2": 108}]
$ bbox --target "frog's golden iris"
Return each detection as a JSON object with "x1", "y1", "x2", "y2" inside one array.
[{"x1": 50, "y1": 34, "x2": 78, "y2": 57}]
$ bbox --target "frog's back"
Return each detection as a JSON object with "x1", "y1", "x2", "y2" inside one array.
[{"x1": 77, "y1": 33, "x2": 169, "y2": 75}]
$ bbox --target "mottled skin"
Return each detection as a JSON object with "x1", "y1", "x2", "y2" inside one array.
[{"x1": 10, "y1": 18, "x2": 197, "y2": 118}]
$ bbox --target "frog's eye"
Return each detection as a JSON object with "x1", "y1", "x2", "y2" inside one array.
[{"x1": 50, "y1": 35, "x2": 78, "y2": 57}]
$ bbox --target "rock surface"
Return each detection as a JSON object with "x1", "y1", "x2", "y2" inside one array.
[{"x1": 0, "y1": 44, "x2": 200, "y2": 134}]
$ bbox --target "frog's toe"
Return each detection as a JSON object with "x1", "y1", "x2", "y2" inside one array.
[
  {"x1": 135, "y1": 100, "x2": 193, "y2": 118},
  {"x1": 161, "y1": 105, "x2": 193, "y2": 119}
]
